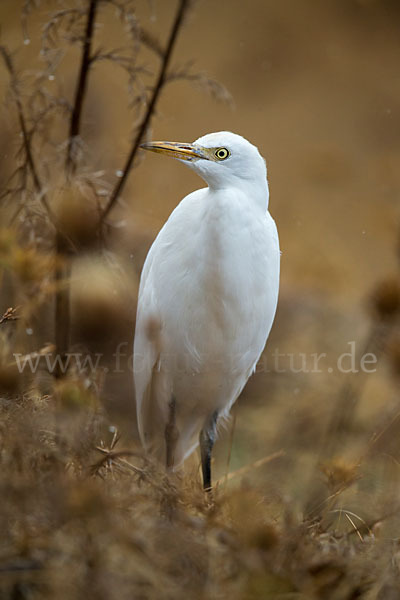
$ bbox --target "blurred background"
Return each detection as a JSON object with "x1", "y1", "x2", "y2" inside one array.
[
  {"x1": 1, "y1": 0, "x2": 400, "y2": 519},
  {"x1": 2, "y1": 2, "x2": 400, "y2": 597}
]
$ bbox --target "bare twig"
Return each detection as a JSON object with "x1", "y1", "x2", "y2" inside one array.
[
  {"x1": 9, "y1": 344, "x2": 56, "y2": 368},
  {"x1": 216, "y1": 449, "x2": 285, "y2": 485},
  {"x1": 166, "y1": 66, "x2": 233, "y2": 105},
  {"x1": 93, "y1": 447, "x2": 145, "y2": 474},
  {"x1": 140, "y1": 28, "x2": 164, "y2": 58},
  {"x1": 0, "y1": 307, "x2": 19, "y2": 325},
  {"x1": 106, "y1": 0, "x2": 140, "y2": 52},
  {"x1": 345, "y1": 504, "x2": 400, "y2": 538},
  {"x1": 91, "y1": 428, "x2": 146, "y2": 477},
  {"x1": 344, "y1": 512, "x2": 364, "y2": 542},
  {"x1": 65, "y1": 0, "x2": 99, "y2": 176},
  {"x1": 0, "y1": 47, "x2": 76, "y2": 253},
  {"x1": 100, "y1": 0, "x2": 190, "y2": 223},
  {"x1": 56, "y1": 0, "x2": 99, "y2": 378},
  {"x1": 42, "y1": 8, "x2": 86, "y2": 52}
]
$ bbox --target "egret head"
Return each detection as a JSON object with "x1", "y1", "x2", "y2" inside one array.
[{"x1": 140, "y1": 131, "x2": 268, "y2": 192}]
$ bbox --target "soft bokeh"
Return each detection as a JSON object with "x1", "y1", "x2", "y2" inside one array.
[{"x1": 1, "y1": 1, "x2": 400, "y2": 597}]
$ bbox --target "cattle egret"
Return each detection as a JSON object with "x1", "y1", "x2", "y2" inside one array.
[{"x1": 134, "y1": 131, "x2": 280, "y2": 490}]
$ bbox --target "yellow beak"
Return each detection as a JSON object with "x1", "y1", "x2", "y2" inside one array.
[{"x1": 140, "y1": 141, "x2": 207, "y2": 162}]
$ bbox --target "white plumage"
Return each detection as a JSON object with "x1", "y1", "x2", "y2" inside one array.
[{"x1": 134, "y1": 131, "x2": 280, "y2": 488}]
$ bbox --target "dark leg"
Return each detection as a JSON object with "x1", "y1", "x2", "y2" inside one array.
[
  {"x1": 200, "y1": 411, "x2": 218, "y2": 491},
  {"x1": 165, "y1": 396, "x2": 179, "y2": 470}
]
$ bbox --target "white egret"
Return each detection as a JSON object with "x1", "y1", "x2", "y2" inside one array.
[{"x1": 134, "y1": 131, "x2": 280, "y2": 489}]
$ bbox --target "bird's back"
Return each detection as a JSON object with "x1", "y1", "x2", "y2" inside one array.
[{"x1": 134, "y1": 186, "x2": 280, "y2": 465}]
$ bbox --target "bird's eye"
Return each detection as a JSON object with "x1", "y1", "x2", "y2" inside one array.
[{"x1": 214, "y1": 147, "x2": 230, "y2": 161}]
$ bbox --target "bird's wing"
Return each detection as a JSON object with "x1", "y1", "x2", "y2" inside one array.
[
  {"x1": 133, "y1": 240, "x2": 163, "y2": 453},
  {"x1": 133, "y1": 190, "x2": 206, "y2": 458}
]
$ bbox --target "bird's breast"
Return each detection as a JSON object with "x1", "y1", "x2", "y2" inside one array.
[{"x1": 155, "y1": 198, "x2": 280, "y2": 374}]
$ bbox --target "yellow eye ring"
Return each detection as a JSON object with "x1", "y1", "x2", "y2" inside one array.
[{"x1": 214, "y1": 147, "x2": 230, "y2": 161}]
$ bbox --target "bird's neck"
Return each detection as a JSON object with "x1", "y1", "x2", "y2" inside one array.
[{"x1": 206, "y1": 178, "x2": 269, "y2": 213}]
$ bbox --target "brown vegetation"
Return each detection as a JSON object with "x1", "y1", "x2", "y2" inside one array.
[{"x1": 0, "y1": 1, "x2": 400, "y2": 598}]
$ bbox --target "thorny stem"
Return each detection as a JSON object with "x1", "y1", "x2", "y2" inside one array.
[
  {"x1": 65, "y1": 0, "x2": 99, "y2": 176},
  {"x1": 100, "y1": 0, "x2": 190, "y2": 223},
  {"x1": 56, "y1": 0, "x2": 98, "y2": 378}
]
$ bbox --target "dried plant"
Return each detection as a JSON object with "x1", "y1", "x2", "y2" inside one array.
[
  {"x1": 0, "y1": 2, "x2": 400, "y2": 599},
  {"x1": 2, "y1": 0, "x2": 232, "y2": 387},
  {"x1": 0, "y1": 306, "x2": 19, "y2": 325}
]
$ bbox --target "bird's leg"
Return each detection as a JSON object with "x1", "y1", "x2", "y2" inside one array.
[
  {"x1": 200, "y1": 411, "x2": 219, "y2": 491},
  {"x1": 165, "y1": 396, "x2": 179, "y2": 470}
]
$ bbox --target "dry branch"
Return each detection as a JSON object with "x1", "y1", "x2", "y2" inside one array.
[
  {"x1": 100, "y1": 0, "x2": 191, "y2": 223},
  {"x1": 65, "y1": 0, "x2": 99, "y2": 176},
  {"x1": 55, "y1": 0, "x2": 99, "y2": 378},
  {"x1": 0, "y1": 307, "x2": 19, "y2": 325}
]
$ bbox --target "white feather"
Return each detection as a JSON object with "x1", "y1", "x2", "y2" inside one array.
[{"x1": 134, "y1": 132, "x2": 280, "y2": 466}]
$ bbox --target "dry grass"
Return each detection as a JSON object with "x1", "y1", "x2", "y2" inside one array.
[{"x1": 1, "y1": 383, "x2": 400, "y2": 599}]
